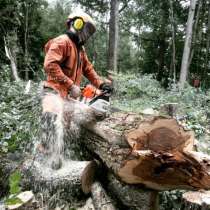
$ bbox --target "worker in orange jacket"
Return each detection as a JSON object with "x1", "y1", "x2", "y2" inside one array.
[
  {"x1": 43, "y1": 12, "x2": 113, "y2": 99},
  {"x1": 39, "y1": 12, "x2": 113, "y2": 169}
]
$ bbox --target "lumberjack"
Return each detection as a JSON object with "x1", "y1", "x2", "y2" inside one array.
[{"x1": 40, "y1": 11, "x2": 113, "y2": 169}]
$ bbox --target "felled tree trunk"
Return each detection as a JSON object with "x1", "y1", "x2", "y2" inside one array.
[
  {"x1": 75, "y1": 109, "x2": 210, "y2": 191},
  {"x1": 21, "y1": 159, "x2": 98, "y2": 198},
  {"x1": 181, "y1": 191, "x2": 210, "y2": 210}
]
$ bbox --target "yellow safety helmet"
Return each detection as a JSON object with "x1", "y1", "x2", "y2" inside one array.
[
  {"x1": 66, "y1": 12, "x2": 96, "y2": 44},
  {"x1": 67, "y1": 12, "x2": 96, "y2": 31}
]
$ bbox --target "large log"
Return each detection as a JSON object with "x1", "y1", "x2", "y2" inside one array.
[{"x1": 61, "y1": 100, "x2": 210, "y2": 191}]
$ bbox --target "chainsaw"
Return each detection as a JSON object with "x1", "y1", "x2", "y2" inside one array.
[{"x1": 80, "y1": 84, "x2": 111, "y2": 114}]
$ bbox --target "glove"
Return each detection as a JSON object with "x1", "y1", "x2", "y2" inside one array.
[
  {"x1": 99, "y1": 82, "x2": 113, "y2": 94},
  {"x1": 68, "y1": 85, "x2": 81, "y2": 99}
]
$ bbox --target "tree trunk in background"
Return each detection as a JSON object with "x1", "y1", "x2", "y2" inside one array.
[
  {"x1": 4, "y1": 33, "x2": 20, "y2": 82},
  {"x1": 156, "y1": 38, "x2": 166, "y2": 82},
  {"x1": 108, "y1": 0, "x2": 119, "y2": 73},
  {"x1": 203, "y1": 1, "x2": 210, "y2": 86},
  {"x1": 169, "y1": 0, "x2": 177, "y2": 84},
  {"x1": 156, "y1": 1, "x2": 168, "y2": 84},
  {"x1": 187, "y1": 0, "x2": 203, "y2": 71},
  {"x1": 179, "y1": 0, "x2": 197, "y2": 89},
  {"x1": 24, "y1": 1, "x2": 29, "y2": 80}
]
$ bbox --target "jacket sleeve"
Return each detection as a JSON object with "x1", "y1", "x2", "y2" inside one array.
[
  {"x1": 44, "y1": 39, "x2": 73, "y2": 90},
  {"x1": 82, "y1": 52, "x2": 103, "y2": 88}
]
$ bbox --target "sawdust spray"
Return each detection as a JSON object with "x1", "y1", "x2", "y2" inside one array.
[{"x1": 37, "y1": 92, "x2": 97, "y2": 166}]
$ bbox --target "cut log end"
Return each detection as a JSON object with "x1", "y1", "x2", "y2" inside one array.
[
  {"x1": 117, "y1": 117, "x2": 205, "y2": 190},
  {"x1": 125, "y1": 117, "x2": 194, "y2": 152},
  {"x1": 81, "y1": 160, "x2": 98, "y2": 194}
]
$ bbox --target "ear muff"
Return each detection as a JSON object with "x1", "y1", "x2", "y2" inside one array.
[{"x1": 73, "y1": 18, "x2": 84, "y2": 31}]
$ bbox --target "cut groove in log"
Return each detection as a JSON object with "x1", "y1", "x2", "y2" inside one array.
[
  {"x1": 181, "y1": 191, "x2": 210, "y2": 210},
  {"x1": 81, "y1": 160, "x2": 98, "y2": 194},
  {"x1": 21, "y1": 159, "x2": 98, "y2": 196}
]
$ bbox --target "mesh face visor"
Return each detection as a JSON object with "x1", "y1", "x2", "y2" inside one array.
[{"x1": 78, "y1": 22, "x2": 96, "y2": 44}]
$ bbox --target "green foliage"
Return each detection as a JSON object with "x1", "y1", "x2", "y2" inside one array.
[
  {"x1": 0, "y1": 65, "x2": 11, "y2": 83},
  {"x1": 9, "y1": 171, "x2": 21, "y2": 195},
  {"x1": 4, "y1": 171, "x2": 22, "y2": 206},
  {"x1": 0, "y1": 80, "x2": 41, "y2": 153},
  {"x1": 5, "y1": 197, "x2": 23, "y2": 206},
  {"x1": 113, "y1": 73, "x2": 210, "y2": 138}
]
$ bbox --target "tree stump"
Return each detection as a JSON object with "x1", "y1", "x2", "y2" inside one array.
[
  {"x1": 159, "y1": 103, "x2": 178, "y2": 117},
  {"x1": 181, "y1": 191, "x2": 210, "y2": 210}
]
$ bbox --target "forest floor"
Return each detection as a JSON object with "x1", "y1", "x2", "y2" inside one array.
[{"x1": 1, "y1": 74, "x2": 210, "y2": 209}]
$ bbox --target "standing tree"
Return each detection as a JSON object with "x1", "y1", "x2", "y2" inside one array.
[
  {"x1": 169, "y1": 0, "x2": 177, "y2": 84},
  {"x1": 108, "y1": 0, "x2": 120, "y2": 72},
  {"x1": 1, "y1": 0, "x2": 21, "y2": 81},
  {"x1": 203, "y1": 0, "x2": 210, "y2": 86},
  {"x1": 179, "y1": 0, "x2": 198, "y2": 89}
]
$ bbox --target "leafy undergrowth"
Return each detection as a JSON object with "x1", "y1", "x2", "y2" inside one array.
[
  {"x1": 5, "y1": 171, "x2": 22, "y2": 206},
  {"x1": 0, "y1": 81, "x2": 41, "y2": 154}
]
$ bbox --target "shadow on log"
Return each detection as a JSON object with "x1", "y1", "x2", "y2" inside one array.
[{"x1": 107, "y1": 173, "x2": 159, "y2": 210}]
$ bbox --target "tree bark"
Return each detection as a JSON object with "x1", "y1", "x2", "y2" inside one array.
[
  {"x1": 169, "y1": 0, "x2": 176, "y2": 84},
  {"x1": 91, "y1": 181, "x2": 117, "y2": 210},
  {"x1": 108, "y1": 0, "x2": 119, "y2": 73},
  {"x1": 24, "y1": 1, "x2": 29, "y2": 80},
  {"x1": 107, "y1": 173, "x2": 159, "y2": 210},
  {"x1": 179, "y1": 0, "x2": 197, "y2": 89},
  {"x1": 156, "y1": 1, "x2": 168, "y2": 83},
  {"x1": 181, "y1": 191, "x2": 210, "y2": 210},
  {"x1": 187, "y1": 0, "x2": 203, "y2": 71}
]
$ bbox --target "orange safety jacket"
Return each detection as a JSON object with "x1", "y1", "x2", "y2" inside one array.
[{"x1": 43, "y1": 34, "x2": 103, "y2": 98}]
